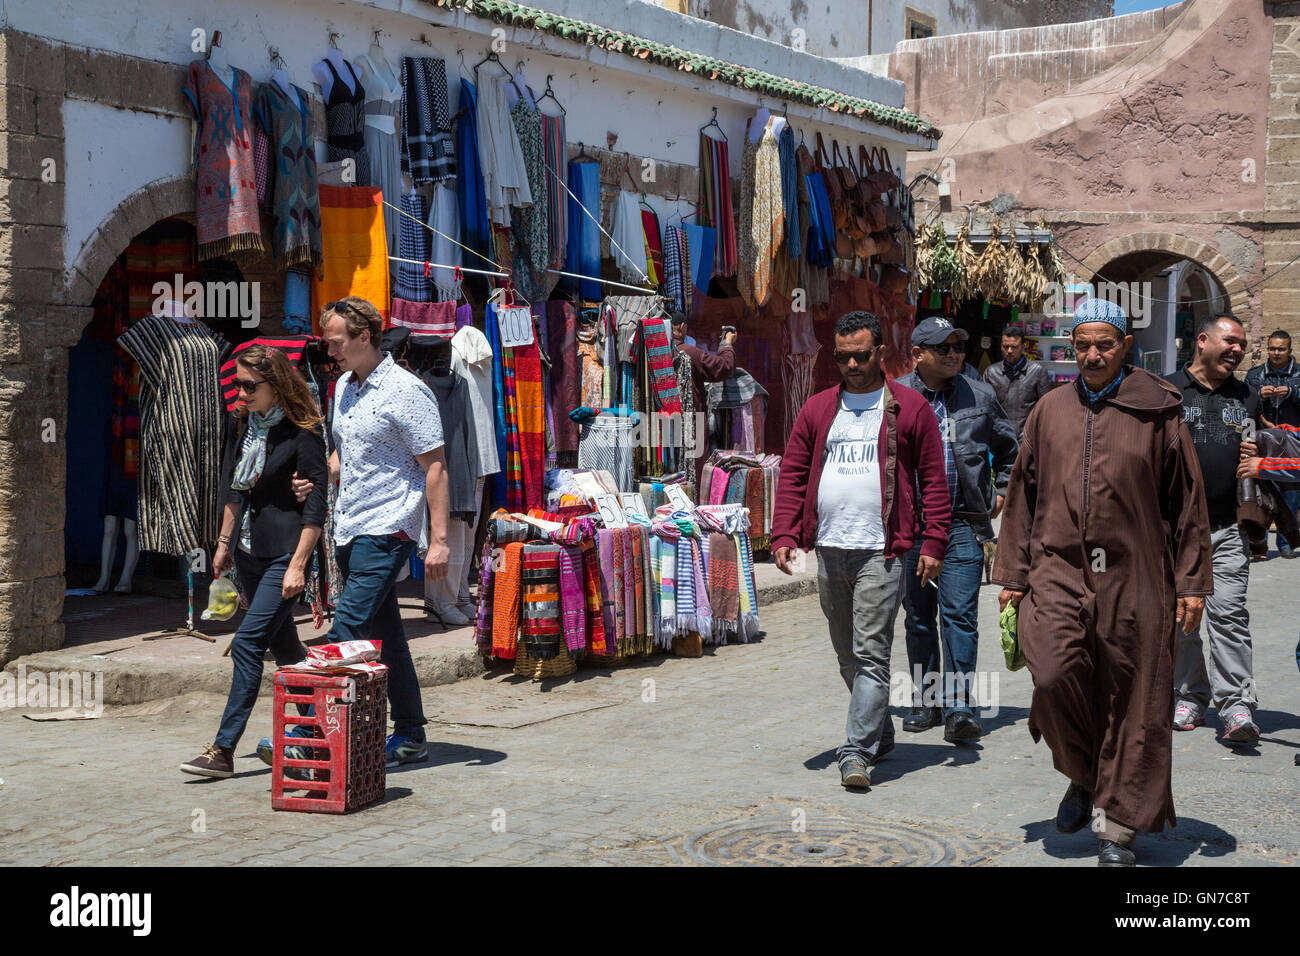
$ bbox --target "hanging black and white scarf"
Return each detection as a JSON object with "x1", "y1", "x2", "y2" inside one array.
[{"x1": 400, "y1": 56, "x2": 456, "y2": 185}]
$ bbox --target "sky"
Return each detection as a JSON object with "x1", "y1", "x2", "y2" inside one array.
[{"x1": 1112, "y1": 0, "x2": 1180, "y2": 14}]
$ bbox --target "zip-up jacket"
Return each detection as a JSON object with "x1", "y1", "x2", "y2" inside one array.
[{"x1": 772, "y1": 379, "x2": 952, "y2": 560}]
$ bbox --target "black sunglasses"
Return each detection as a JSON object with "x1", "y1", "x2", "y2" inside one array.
[
  {"x1": 325, "y1": 300, "x2": 362, "y2": 318},
  {"x1": 235, "y1": 378, "x2": 267, "y2": 394},
  {"x1": 834, "y1": 349, "x2": 876, "y2": 366},
  {"x1": 923, "y1": 341, "x2": 966, "y2": 357}
]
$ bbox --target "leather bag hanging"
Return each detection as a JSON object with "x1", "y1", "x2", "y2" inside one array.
[{"x1": 815, "y1": 133, "x2": 847, "y2": 230}]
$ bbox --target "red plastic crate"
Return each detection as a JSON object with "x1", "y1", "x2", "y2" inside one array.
[{"x1": 270, "y1": 669, "x2": 387, "y2": 814}]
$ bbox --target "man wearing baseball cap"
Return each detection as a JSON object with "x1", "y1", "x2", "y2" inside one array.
[
  {"x1": 993, "y1": 298, "x2": 1211, "y2": 866},
  {"x1": 895, "y1": 317, "x2": 1018, "y2": 743}
]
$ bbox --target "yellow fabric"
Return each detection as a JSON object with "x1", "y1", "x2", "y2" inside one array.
[{"x1": 312, "y1": 185, "x2": 391, "y2": 335}]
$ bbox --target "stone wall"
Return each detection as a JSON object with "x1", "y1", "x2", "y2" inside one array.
[{"x1": 1264, "y1": 2, "x2": 1300, "y2": 344}]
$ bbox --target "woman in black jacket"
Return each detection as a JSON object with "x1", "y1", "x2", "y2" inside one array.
[{"x1": 181, "y1": 346, "x2": 327, "y2": 779}]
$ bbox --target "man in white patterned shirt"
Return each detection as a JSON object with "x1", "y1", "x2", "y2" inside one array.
[{"x1": 294, "y1": 297, "x2": 450, "y2": 767}]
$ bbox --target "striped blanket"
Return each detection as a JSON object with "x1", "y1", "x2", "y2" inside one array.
[{"x1": 642, "y1": 317, "x2": 682, "y2": 415}]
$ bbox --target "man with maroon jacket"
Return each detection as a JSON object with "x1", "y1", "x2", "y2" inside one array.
[{"x1": 773, "y1": 310, "x2": 952, "y2": 790}]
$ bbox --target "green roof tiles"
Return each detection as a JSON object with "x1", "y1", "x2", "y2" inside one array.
[{"x1": 429, "y1": 0, "x2": 941, "y2": 139}]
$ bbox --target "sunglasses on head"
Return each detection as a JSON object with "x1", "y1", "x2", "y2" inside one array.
[
  {"x1": 325, "y1": 301, "x2": 362, "y2": 318},
  {"x1": 834, "y1": 349, "x2": 876, "y2": 366},
  {"x1": 923, "y1": 341, "x2": 966, "y2": 357}
]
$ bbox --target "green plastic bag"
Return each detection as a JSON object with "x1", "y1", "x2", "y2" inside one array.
[{"x1": 999, "y1": 602, "x2": 1026, "y2": 672}]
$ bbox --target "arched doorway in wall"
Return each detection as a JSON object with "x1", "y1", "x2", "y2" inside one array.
[
  {"x1": 65, "y1": 218, "x2": 203, "y2": 606},
  {"x1": 1081, "y1": 236, "x2": 1242, "y2": 376}
]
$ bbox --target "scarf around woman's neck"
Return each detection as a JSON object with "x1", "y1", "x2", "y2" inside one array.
[{"x1": 232, "y1": 404, "x2": 286, "y2": 491}]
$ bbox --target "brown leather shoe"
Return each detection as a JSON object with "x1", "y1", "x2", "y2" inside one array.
[{"x1": 180, "y1": 744, "x2": 235, "y2": 779}]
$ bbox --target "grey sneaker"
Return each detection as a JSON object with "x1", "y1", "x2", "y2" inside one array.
[
  {"x1": 1220, "y1": 711, "x2": 1260, "y2": 745},
  {"x1": 839, "y1": 757, "x2": 871, "y2": 789},
  {"x1": 1173, "y1": 703, "x2": 1204, "y2": 732}
]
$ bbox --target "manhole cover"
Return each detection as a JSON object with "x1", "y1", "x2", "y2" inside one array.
[{"x1": 682, "y1": 817, "x2": 997, "y2": 866}]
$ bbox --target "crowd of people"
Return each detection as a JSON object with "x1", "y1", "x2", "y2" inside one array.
[
  {"x1": 773, "y1": 302, "x2": 1300, "y2": 867},
  {"x1": 174, "y1": 291, "x2": 1300, "y2": 868}
]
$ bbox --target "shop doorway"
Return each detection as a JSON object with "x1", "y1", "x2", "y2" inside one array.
[{"x1": 1087, "y1": 252, "x2": 1229, "y2": 376}]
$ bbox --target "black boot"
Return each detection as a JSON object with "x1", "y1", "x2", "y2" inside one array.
[
  {"x1": 1055, "y1": 782, "x2": 1092, "y2": 834},
  {"x1": 1098, "y1": 840, "x2": 1136, "y2": 867}
]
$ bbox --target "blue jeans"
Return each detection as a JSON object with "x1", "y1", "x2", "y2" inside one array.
[
  {"x1": 215, "y1": 553, "x2": 308, "y2": 750},
  {"x1": 333, "y1": 534, "x2": 425, "y2": 740},
  {"x1": 903, "y1": 520, "x2": 984, "y2": 718},
  {"x1": 1276, "y1": 489, "x2": 1299, "y2": 549}
]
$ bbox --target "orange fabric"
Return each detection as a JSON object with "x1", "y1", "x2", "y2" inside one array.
[
  {"x1": 312, "y1": 185, "x2": 391, "y2": 335},
  {"x1": 492, "y1": 541, "x2": 526, "y2": 660}
]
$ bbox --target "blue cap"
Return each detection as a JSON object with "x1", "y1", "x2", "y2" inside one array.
[{"x1": 1071, "y1": 298, "x2": 1127, "y2": 335}]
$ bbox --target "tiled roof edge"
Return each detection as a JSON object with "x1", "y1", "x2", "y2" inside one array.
[{"x1": 430, "y1": 0, "x2": 942, "y2": 139}]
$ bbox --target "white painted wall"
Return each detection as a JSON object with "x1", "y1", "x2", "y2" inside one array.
[
  {"x1": 684, "y1": 0, "x2": 1113, "y2": 58},
  {"x1": 62, "y1": 101, "x2": 192, "y2": 271},
  {"x1": 15, "y1": 0, "x2": 924, "y2": 274}
]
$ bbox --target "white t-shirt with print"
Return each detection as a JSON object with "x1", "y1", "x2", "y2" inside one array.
[{"x1": 816, "y1": 388, "x2": 885, "y2": 550}]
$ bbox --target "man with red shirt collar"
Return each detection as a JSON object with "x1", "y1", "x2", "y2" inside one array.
[{"x1": 772, "y1": 310, "x2": 951, "y2": 790}]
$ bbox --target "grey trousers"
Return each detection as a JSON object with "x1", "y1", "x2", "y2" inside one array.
[
  {"x1": 1174, "y1": 525, "x2": 1256, "y2": 717},
  {"x1": 818, "y1": 547, "x2": 904, "y2": 767}
]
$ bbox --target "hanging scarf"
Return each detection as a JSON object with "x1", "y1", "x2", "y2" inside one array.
[
  {"x1": 708, "y1": 531, "x2": 740, "y2": 638},
  {"x1": 674, "y1": 347, "x2": 695, "y2": 469},
  {"x1": 779, "y1": 123, "x2": 801, "y2": 259},
  {"x1": 736, "y1": 529, "x2": 759, "y2": 642},
  {"x1": 491, "y1": 541, "x2": 525, "y2": 659},
  {"x1": 642, "y1": 317, "x2": 682, "y2": 415},
  {"x1": 581, "y1": 538, "x2": 607, "y2": 654},
  {"x1": 400, "y1": 57, "x2": 455, "y2": 184},
  {"x1": 744, "y1": 466, "x2": 766, "y2": 545},
  {"x1": 663, "y1": 224, "x2": 685, "y2": 314},
  {"x1": 622, "y1": 527, "x2": 638, "y2": 640},
  {"x1": 558, "y1": 544, "x2": 586, "y2": 655},
  {"x1": 474, "y1": 537, "x2": 495, "y2": 654},
  {"x1": 598, "y1": 528, "x2": 619, "y2": 654},
  {"x1": 656, "y1": 532, "x2": 677, "y2": 646},
  {"x1": 232, "y1": 404, "x2": 285, "y2": 491},
  {"x1": 521, "y1": 542, "x2": 563, "y2": 660}
]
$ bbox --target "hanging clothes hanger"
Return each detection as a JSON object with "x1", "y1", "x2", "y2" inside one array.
[
  {"x1": 573, "y1": 141, "x2": 596, "y2": 163},
  {"x1": 537, "y1": 74, "x2": 566, "y2": 115},
  {"x1": 473, "y1": 49, "x2": 512, "y2": 79},
  {"x1": 700, "y1": 106, "x2": 727, "y2": 142}
]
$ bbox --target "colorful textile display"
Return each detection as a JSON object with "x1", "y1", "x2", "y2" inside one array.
[
  {"x1": 699, "y1": 133, "x2": 737, "y2": 277},
  {"x1": 184, "y1": 61, "x2": 266, "y2": 260},
  {"x1": 683, "y1": 223, "x2": 716, "y2": 298},
  {"x1": 707, "y1": 531, "x2": 740, "y2": 638},
  {"x1": 312, "y1": 185, "x2": 391, "y2": 333},
  {"x1": 737, "y1": 122, "x2": 783, "y2": 309},
  {"x1": 474, "y1": 536, "x2": 495, "y2": 654},
  {"x1": 641, "y1": 206, "x2": 664, "y2": 286},
  {"x1": 253, "y1": 82, "x2": 322, "y2": 269},
  {"x1": 663, "y1": 224, "x2": 686, "y2": 314},
  {"x1": 399, "y1": 56, "x2": 455, "y2": 184},
  {"x1": 558, "y1": 544, "x2": 587, "y2": 655}
]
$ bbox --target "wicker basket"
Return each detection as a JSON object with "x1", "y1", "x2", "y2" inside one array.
[{"x1": 513, "y1": 644, "x2": 577, "y2": 679}]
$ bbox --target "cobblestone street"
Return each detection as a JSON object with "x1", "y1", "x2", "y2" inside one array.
[{"x1": 2, "y1": 561, "x2": 1298, "y2": 867}]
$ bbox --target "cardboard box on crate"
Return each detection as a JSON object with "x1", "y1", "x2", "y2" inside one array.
[{"x1": 270, "y1": 642, "x2": 389, "y2": 814}]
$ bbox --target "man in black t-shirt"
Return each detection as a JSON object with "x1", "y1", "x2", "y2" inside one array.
[{"x1": 1165, "y1": 314, "x2": 1260, "y2": 746}]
